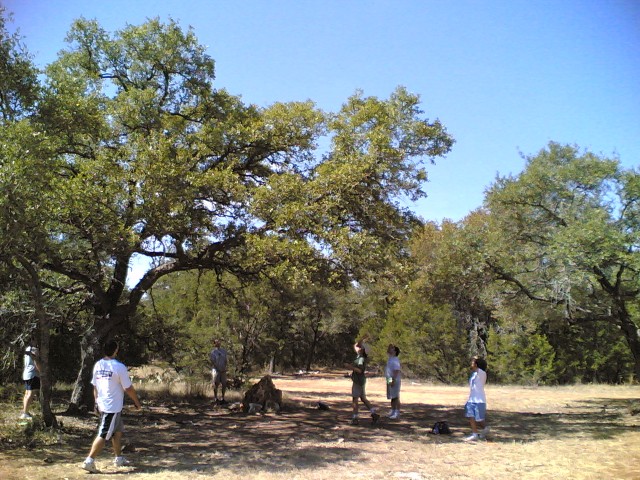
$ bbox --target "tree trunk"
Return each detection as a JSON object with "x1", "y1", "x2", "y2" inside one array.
[
  {"x1": 239, "y1": 332, "x2": 250, "y2": 376},
  {"x1": 617, "y1": 310, "x2": 640, "y2": 382},
  {"x1": 67, "y1": 327, "x2": 102, "y2": 414},
  {"x1": 268, "y1": 355, "x2": 275, "y2": 374},
  {"x1": 594, "y1": 266, "x2": 640, "y2": 382},
  {"x1": 38, "y1": 322, "x2": 57, "y2": 427},
  {"x1": 17, "y1": 257, "x2": 57, "y2": 427},
  {"x1": 305, "y1": 321, "x2": 322, "y2": 373},
  {"x1": 67, "y1": 311, "x2": 124, "y2": 413}
]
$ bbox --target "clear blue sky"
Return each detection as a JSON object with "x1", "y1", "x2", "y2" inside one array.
[{"x1": 3, "y1": 0, "x2": 639, "y2": 222}]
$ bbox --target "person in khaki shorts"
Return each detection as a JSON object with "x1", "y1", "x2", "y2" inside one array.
[
  {"x1": 346, "y1": 341, "x2": 379, "y2": 425},
  {"x1": 385, "y1": 344, "x2": 402, "y2": 419},
  {"x1": 209, "y1": 339, "x2": 228, "y2": 404}
]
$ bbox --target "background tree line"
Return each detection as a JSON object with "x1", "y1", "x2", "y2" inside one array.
[{"x1": 0, "y1": 12, "x2": 638, "y2": 426}]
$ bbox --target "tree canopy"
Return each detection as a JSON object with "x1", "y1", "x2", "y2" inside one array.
[
  {"x1": 483, "y1": 143, "x2": 640, "y2": 381},
  {"x1": 0, "y1": 14, "x2": 454, "y2": 409},
  {"x1": 2, "y1": 11, "x2": 638, "y2": 418}
]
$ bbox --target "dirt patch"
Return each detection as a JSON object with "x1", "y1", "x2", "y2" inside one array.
[{"x1": 1, "y1": 373, "x2": 639, "y2": 479}]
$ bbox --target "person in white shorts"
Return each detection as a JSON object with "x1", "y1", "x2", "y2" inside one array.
[
  {"x1": 209, "y1": 339, "x2": 228, "y2": 404},
  {"x1": 82, "y1": 340, "x2": 141, "y2": 472}
]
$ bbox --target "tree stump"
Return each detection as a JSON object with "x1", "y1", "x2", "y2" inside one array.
[{"x1": 242, "y1": 375, "x2": 282, "y2": 413}]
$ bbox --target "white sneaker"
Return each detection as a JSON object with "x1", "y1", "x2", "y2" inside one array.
[
  {"x1": 19, "y1": 413, "x2": 32, "y2": 420},
  {"x1": 114, "y1": 456, "x2": 130, "y2": 467},
  {"x1": 82, "y1": 459, "x2": 97, "y2": 472},
  {"x1": 479, "y1": 426, "x2": 490, "y2": 439},
  {"x1": 463, "y1": 433, "x2": 479, "y2": 442},
  {"x1": 386, "y1": 410, "x2": 395, "y2": 417},
  {"x1": 389, "y1": 411, "x2": 400, "y2": 419}
]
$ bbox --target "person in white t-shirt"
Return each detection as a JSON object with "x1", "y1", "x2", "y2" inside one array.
[
  {"x1": 385, "y1": 344, "x2": 402, "y2": 419},
  {"x1": 463, "y1": 356, "x2": 489, "y2": 441},
  {"x1": 82, "y1": 340, "x2": 141, "y2": 473},
  {"x1": 209, "y1": 339, "x2": 228, "y2": 404}
]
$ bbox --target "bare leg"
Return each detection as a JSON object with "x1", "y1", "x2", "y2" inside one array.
[
  {"x1": 22, "y1": 390, "x2": 32, "y2": 414},
  {"x1": 111, "y1": 431, "x2": 123, "y2": 457},
  {"x1": 469, "y1": 418, "x2": 485, "y2": 433},
  {"x1": 23, "y1": 389, "x2": 38, "y2": 414},
  {"x1": 88, "y1": 436, "x2": 106, "y2": 459},
  {"x1": 212, "y1": 371, "x2": 218, "y2": 400}
]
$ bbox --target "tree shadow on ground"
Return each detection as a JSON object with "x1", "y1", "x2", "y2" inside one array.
[
  {"x1": 408, "y1": 396, "x2": 640, "y2": 444},
  {"x1": 118, "y1": 400, "x2": 368, "y2": 475},
  {"x1": 2, "y1": 385, "x2": 638, "y2": 477},
  {"x1": 113, "y1": 393, "x2": 640, "y2": 475}
]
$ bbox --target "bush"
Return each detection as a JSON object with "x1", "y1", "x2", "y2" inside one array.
[
  {"x1": 487, "y1": 327, "x2": 557, "y2": 385},
  {"x1": 377, "y1": 300, "x2": 468, "y2": 383}
]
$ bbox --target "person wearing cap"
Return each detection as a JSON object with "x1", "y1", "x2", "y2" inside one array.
[{"x1": 20, "y1": 344, "x2": 41, "y2": 420}]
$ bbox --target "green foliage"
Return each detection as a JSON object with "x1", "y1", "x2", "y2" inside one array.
[
  {"x1": 5, "y1": 11, "x2": 636, "y2": 388},
  {"x1": 486, "y1": 313, "x2": 635, "y2": 385},
  {"x1": 0, "y1": 12, "x2": 454, "y2": 405},
  {"x1": 547, "y1": 319, "x2": 634, "y2": 384},
  {"x1": 378, "y1": 294, "x2": 468, "y2": 383},
  {"x1": 487, "y1": 326, "x2": 557, "y2": 385},
  {"x1": 0, "y1": 8, "x2": 39, "y2": 120},
  {"x1": 135, "y1": 268, "x2": 373, "y2": 378},
  {"x1": 0, "y1": 264, "x2": 85, "y2": 385},
  {"x1": 484, "y1": 143, "x2": 640, "y2": 381},
  {"x1": 371, "y1": 214, "x2": 500, "y2": 384},
  {"x1": 394, "y1": 143, "x2": 639, "y2": 385}
]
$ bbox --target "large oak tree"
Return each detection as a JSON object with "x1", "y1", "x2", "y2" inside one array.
[{"x1": 3, "y1": 16, "x2": 453, "y2": 409}]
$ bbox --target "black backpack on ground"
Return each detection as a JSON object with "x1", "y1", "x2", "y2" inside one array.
[{"x1": 431, "y1": 421, "x2": 451, "y2": 434}]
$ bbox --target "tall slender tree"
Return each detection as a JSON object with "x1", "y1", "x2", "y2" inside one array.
[{"x1": 0, "y1": 8, "x2": 62, "y2": 425}]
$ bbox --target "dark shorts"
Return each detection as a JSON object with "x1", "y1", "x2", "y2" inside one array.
[
  {"x1": 25, "y1": 377, "x2": 41, "y2": 391},
  {"x1": 97, "y1": 412, "x2": 124, "y2": 440}
]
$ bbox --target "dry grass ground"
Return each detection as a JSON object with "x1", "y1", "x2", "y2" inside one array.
[{"x1": 0, "y1": 372, "x2": 639, "y2": 479}]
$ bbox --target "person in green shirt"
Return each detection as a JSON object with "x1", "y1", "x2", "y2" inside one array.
[{"x1": 346, "y1": 341, "x2": 379, "y2": 425}]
